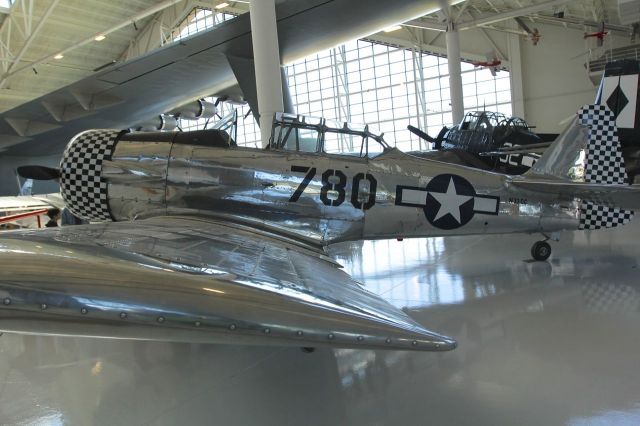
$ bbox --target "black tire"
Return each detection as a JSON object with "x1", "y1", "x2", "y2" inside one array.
[{"x1": 531, "y1": 241, "x2": 551, "y2": 261}]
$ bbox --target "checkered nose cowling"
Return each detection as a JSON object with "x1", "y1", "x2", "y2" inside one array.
[{"x1": 59, "y1": 129, "x2": 123, "y2": 221}]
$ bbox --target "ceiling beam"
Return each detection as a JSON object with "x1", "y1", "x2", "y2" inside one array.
[
  {"x1": 530, "y1": 14, "x2": 631, "y2": 33},
  {"x1": 457, "y1": 0, "x2": 575, "y2": 30},
  {"x1": 0, "y1": 0, "x2": 60, "y2": 90},
  {"x1": 403, "y1": 18, "x2": 447, "y2": 32},
  {"x1": 1, "y1": 0, "x2": 186, "y2": 84}
]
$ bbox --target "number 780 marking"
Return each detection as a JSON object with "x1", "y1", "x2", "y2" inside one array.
[
  {"x1": 288, "y1": 165, "x2": 377, "y2": 210},
  {"x1": 289, "y1": 166, "x2": 316, "y2": 202}
]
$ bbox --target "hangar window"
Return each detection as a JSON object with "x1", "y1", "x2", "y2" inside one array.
[
  {"x1": 285, "y1": 40, "x2": 512, "y2": 153},
  {"x1": 171, "y1": 7, "x2": 238, "y2": 41},
  {"x1": 177, "y1": 24, "x2": 512, "y2": 154}
]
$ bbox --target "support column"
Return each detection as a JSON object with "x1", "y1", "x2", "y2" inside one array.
[
  {"x1": 506, "y1": 22, "x2": 525, "y2": 118},
  {"x1": 249, "y1": 0, "x2": 284, "y2": 147},
  {"x1": 446, "y1": 20, "x2": 464, "y2": 124}
]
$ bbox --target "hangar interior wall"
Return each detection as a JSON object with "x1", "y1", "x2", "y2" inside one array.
[
  {"x1": 371, "y1": 20, "x2": 630, "y2": 134},
  {"x1": 519, "y1": 23, "x2": 629, "y2": 134}
]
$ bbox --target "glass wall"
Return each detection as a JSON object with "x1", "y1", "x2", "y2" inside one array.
[
  {"x1": 285, "y1": 39, "x2": 512, "y2": 152},
  {"x1": 177, "y1": 9, "x2": 512, "y2": 152},
  {"x1": 171, "y1": 8, "x2": 236, "y2": 41}
]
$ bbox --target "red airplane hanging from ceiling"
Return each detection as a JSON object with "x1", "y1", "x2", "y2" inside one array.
[
  {"x1": 584, "y1": 22, "x2": 608, "y2": 47},
  {"x1": 472, "y1": 53, "x2": 501, "y2": 77}
]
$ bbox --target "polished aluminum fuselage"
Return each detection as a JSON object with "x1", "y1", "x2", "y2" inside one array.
[
  {"x1": 102, "y1": 137, "x2": 580, "y2": 246},
  {"x1": 0, "y1": 132, "x2": 582, "y2": 352}
]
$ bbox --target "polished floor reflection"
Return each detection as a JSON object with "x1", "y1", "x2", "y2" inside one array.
[{"x1": 2, "y1": 222, "x2": 640, "y2": 425}]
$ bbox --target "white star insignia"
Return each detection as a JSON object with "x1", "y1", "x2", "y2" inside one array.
[{"x1": 430, "y1": 178, "x2": 472, "y2": 223}]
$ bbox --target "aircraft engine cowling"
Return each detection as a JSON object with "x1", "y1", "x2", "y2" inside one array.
[
  {"x1": 59, "y1": 129, "x2": 174, "y2": 221},
  {"x1": 59, "y1": 129, "x2": 125, "y2": 221},
  {"x1": 59, "y1": 128, "x2": 235, "y2": 222}
]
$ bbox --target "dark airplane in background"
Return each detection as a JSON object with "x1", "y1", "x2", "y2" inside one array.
[
  {"x1": 408, "y1": 110, "x2": 547, "y2": 175},
  {"x1": 408, "y1": 59, "x2": 640, "y2": 179}
]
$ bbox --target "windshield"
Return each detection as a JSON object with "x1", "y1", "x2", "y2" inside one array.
[{"x1": 270, "y1": 113, "x2": 389, "y2": 158}]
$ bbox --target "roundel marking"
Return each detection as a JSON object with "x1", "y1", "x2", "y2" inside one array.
[
  {"x1": 424, "y1": 174, "x2": 475, "y2": 229},
  {"x1": 395, "y1": 173, "x2": 500, "y2": 230}
]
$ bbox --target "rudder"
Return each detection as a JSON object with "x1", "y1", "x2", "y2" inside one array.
[{"x1": 577, "y1": 104, "x2": 633, "y2": 229}]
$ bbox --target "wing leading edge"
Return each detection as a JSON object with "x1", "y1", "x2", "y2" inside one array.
[{"x1": 0, "y1": 216, "x2": 456, "y2": 351}]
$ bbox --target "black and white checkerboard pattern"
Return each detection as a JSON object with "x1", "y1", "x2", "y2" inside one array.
[
  {"x1": 577, "y1": 104, "x2": 633, "y2": 230},
  {"x1": 59, "y1": 130, "x2": 120, "y2": 221},
  {"x1": 581, "y1": 282, "x2": 639, "y2": 314}
]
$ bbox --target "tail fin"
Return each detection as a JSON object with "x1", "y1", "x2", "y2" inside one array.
[
  {"x1": 525, "y1": 114, "x2": 587, "y2": 180},
  {"x1": 526, "y1": 103, "x2": 633, "y2": 229},
  {"x1": 594, "y1": 60, "x2": 639, "y2": 139},
  {"x1": 530, "y1": 60, "x2": 639, "y2": 181},
  {"x1": 576, "y1": 104, "x2": 633, "y2": 229}
]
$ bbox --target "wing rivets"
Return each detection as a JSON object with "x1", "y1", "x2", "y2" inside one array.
[
  {"x1": 357, "y1": 336, "x2": 364, "y2": 341},
  {"x1": 229, "y1": 324, "x2": 237, "y2": 331},
  {"x1": 119, "y1": 312, "x2": 127, "y2": 319},
  {"x1": 80, "y1": 308, "x2": 88, "y2": 315},
  {"x1": 157, "y1": 316, "x2": 165, "y2": 323},
  {"x1": 40, "y1": 303, "x2": 47, "y2": 310},
  {"x1": 264, "y1": 328, "x2": 271, "y2": 334},
  {"x1": 3, "y1": 298, "x2": 10, "y2": 305},
  {"x1": 296, "y1": 330, "x2": 303, "y2": 337},
  {"x1": 194, "y1": 321, "x2": 201, "y2": 327},
  {"x1": 385, "y1": 338, "x2": 392, "y2": 344},
  {"x1": 327, "y1": 333, "x2": 335, "y2": 340}
]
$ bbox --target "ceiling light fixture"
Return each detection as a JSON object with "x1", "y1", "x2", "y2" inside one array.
[
  {"x1": 94, "y1": 34, "x2": 106, "y2": 41},
  {"x1": 54, "y1": 53, "x2": 64, "y2": 59},
  {"x1": 383, "y1": 25, "x2": 402, "y2": 33},
  {"x1": 215, "y1": 2, "x2": 229, "y2": 9}
]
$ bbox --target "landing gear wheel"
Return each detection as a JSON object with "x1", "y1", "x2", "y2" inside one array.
[{"x1": 531, "y1": 241, "x2": 551, "y2": 261}]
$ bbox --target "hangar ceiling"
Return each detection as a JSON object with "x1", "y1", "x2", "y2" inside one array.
[{"x1": 0, "y1": 0, "x2": 637, "y2": 113}]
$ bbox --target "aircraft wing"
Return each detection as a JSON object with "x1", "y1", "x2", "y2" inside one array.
[
  {"x1": 0, "y1": 194, "x2": 64, "y2": 211},
  {"x1": 479, "y1": 142, "x2": 552, "y2": 156},
  {"x1": 510, "y1": 179, "x2": 640, "y2": 210},
  {"x1": 0, "y1": 216, "x2": 456, "y2": 351},
  {"x1": 409, "y1": 150, "x2": 493, "y2": 170},
  {"x1": 0, "y1": 0, "x2": 446, "y2": 156}
]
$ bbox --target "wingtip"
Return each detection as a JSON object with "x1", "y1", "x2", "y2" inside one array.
[{"x1": 412, "y1": 335, "x2": 457, "y2": 352}]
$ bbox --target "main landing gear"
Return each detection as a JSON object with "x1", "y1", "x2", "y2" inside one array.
[
  {"x1": 531, "y1": 233, "x2": 560, "y2": 261},
  {"x1": 531, "y1": 240, "x2": 551, "y2": 261}
]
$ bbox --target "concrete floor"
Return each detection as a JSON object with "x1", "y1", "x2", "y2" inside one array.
[{"x1": 1, "y1": 221, "x2": 640, "y2": 425}]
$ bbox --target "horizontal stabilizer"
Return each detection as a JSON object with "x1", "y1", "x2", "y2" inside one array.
[
  {"x1": 510, "y1": 179, "x2": 640, "y2": 210},
  {"x1": 480, "y1": 142, "x2": 551, "y2": 156},
  {"x1": 481, "y1": 148, "x2": 546, "y2": 156}
]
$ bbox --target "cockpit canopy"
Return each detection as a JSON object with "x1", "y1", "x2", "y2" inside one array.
[
  {"x1": 269, "y1": 112, "x2": 390, "y2": 157},
  {"x1": 459, "y1": 111, "x2": 507, "y2": 131},
  {"x1": 458, "y1": 111, "x2": 532, "y2": 132}
]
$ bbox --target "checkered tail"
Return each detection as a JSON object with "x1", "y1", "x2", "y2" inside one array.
[{"x1": 577, "y1": 104, "x2": 633, "y2": 230}]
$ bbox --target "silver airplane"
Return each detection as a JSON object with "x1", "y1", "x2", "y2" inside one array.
[{"x1": 0, "y1": 101, "x2": 639, "y2": 352}]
